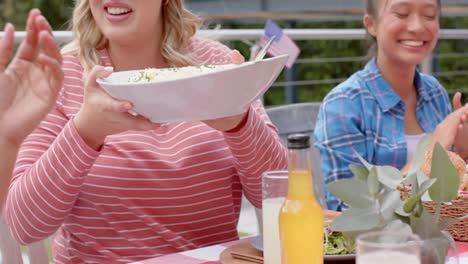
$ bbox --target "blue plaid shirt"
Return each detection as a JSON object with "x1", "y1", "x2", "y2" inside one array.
[{"x1": 314, "y1": 58, "x2": 452, "y2": 211}]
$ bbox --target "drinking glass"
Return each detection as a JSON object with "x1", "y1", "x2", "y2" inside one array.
[
  {"x1": 262, "y1": 170, "x2": 288, "y2": 264},
  {"x1": 420, "y1": 231, "x2": 459, "y2": 264},
  {"x1": 356, "y1": 231, "x2": 422, "y2": 264}
]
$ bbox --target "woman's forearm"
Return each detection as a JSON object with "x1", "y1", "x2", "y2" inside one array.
[{"x1": 5, "y1": 118, "x2": 100, "y2": 244}]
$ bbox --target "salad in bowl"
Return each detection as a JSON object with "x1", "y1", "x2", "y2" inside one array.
[
  {"x1": 323, "y1": 221, "x2": 355, "y2": 255},
  {"x1": 323, "y1": 210, "x2": 355, "y2": 256}
]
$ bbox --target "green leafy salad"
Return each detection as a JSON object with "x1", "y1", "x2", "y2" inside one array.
[{"x1": 323, "y1": 222, "x2": 355, "y2": 255}]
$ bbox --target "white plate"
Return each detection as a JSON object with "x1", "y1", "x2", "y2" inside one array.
[
  {"x1": 250, "y1": 235, "x2": 356, "y2": 261},
  {"x1": 250, "y1": 235, "x2": 263, "y2": 251},
  {"x1": 96, "y1": 55, "x2": 288, "y2": 123}
]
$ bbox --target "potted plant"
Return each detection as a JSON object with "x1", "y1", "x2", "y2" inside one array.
[{"x1": 327, "y1": 134, "x2": 467, "y2": 264}]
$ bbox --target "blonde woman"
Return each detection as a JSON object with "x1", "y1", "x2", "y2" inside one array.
[
  {"x1": 5, "y1": 0, "x2": 287, "y2": 262},
  {"x1": 0, "y1": 9, "x2": 63, "y2": 206}
]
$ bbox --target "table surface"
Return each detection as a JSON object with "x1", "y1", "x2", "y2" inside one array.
[{"x1": 131, "y1": 238, "x2": 468, "y2": 264}]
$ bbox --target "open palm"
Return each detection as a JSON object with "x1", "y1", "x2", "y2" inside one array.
[
  {"x1": 0, "y1": 10, "x2": 63, "y2": 146},
  {"x1": 451, "y1": 92, "x2": 468, "y2": 159}
]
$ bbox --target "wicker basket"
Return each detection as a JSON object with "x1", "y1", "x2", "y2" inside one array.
[{"x1": 399, "y1": 186, "x2": 468, "y2": 242}]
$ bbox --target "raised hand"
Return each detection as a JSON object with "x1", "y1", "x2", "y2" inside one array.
[
  {"x1": 449, "y1": 92, "x2": 468, "y2": 160},
  {"x1": 454, "y1": 103, "x2": 468, "y2": 160},
  {"x1": 203, "y1": 50, "x2": 249, "y2": 132},
  {"x1": 452, "y1": 92, "x2": 463, "y2": 111},
  {"x1": 432, "y1": 104, "x2": 468, "y2": 153},
  {"x1": 0, "y1": 9, "x2": 63, "y2": 146},
  {"x1": 73, "y1": 66, "x2": 160, "y2": 150}
]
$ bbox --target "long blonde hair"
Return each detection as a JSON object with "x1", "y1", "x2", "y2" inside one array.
[{"x1": 62, "y1": 0, "x2": 202, "y2": 73}]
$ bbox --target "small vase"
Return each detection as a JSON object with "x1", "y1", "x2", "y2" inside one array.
[{"x1": 420, "y1": 231, "x2": 459, "y2": 264}]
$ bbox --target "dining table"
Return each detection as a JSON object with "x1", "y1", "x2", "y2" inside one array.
[{"x1": 131, "y1": 236, "x2": 468, "y2": 264}]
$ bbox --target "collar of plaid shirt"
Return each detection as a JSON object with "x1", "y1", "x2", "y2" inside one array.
[{"x1": 362, "y1": 57, "x2": 432, "y2": 112}]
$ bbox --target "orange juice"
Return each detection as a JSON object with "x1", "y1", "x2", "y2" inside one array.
[{"x1": 279, "y1": 170, "x2": 324, "y2": 264}]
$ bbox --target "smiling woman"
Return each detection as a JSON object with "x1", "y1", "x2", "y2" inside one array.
[
  {"x1": 314, "y1": 0, "x2": 468, "y2": 211},
  {"x1": 365, "y1": 0, "x2": 441, "y2": 63},
  {"x1": 61, "y1": 0, "x2": 202, "y2": 73},
  {"x1": 3, "y1": 0, "x2": 288, "y2": 263}
]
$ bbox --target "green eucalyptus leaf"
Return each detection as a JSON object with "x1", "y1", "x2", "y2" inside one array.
[
  {"x1": 435, "y1": 201, "x2": 442, "y2": 222},
  {"x1": 438, "y1": 215, "x2": 467, "y2": 231},
  {"x1": 376, "y1": 166, "x2": 403, "y2": 189},
  {"x1": 428, "y1": 143, "x2": 460, "y2": 202},
  {"x1": 416, "y1": 170, "x2": 429, "y2": 186},
  {"x1": 416, "y1": 171, "x2": 434, "y2": 201},
  {"x1": 354, "y1": 151, "x2": 373, "y2": 170},
  {"x1": 331, "y1": 207, "x2": 380, "y2": 232},
  {"x1": 408, "y1": 134, "x2": 432, "y2": 175},
  {"x1": 350, "y1": 164, "x2": 369, "y2": 181},
  {"x1": 383, "y1": 219, "x2": 412, "y2": 235},
  {"x1": 411, "y1": 172, "x2": 420, "y2": 197},
  {"x1": 400, "y1": 181, "x2": 427, "y2": 216},
  {"x1": 367, "y1": 167, "x2": 380, "y2": 196},
  {"x1": 342, "y1": 229, "x2": 380, "y2": 242},
  {"x1": 411, "y1": 209, "x2": 441, "y2": 240},
  {"x1": 402, "y1": 178, "x2": 436, "y2": 214},
  {"x1": 402, "y1": 172, "x2": 417, "y2": 186},
  {"x1": 394, "y1": 213, "x2": 410, "y2": 225},
  {"x1": 395, "y1": 202, "x2": 411, "y2": 217},
  {"x1": 327, "y1": 179, "x2": 374, "y2": 208},
  {"x1": 380, "y1": 190, "x2": 402, "y2": 221},
  {"x1": 415, "y1": 200, "x2": 424, "y2": 218},
  {"x1": 403, "y1": 194, "x2": 423, "y2": 213},
  {"x1": 419, "y1": 178, "x2": 437, "y2": 195},
  {"x1": 330, "y1": 141, "x2": 461, "y2": 248}
]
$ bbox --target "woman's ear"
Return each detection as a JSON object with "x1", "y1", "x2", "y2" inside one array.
[{"x1": 363, "y1": 14, "x2": 377, "y2": 37}]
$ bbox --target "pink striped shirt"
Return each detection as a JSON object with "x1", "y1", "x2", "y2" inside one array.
[{"x1": 5, "y1": 38, "x2": 287, "y2": 263}]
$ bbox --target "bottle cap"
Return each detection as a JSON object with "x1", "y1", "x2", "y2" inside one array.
[{"x1": 287, "y1": 133, "x2": 310, "y2": 149}]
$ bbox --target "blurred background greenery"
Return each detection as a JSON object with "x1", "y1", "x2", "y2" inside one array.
[{"x1": 1, "y1": 0, "x2": 467, "y2": 106}]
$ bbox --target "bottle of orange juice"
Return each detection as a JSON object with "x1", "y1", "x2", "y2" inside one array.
[{"x1": 279, "y1": 134, "x2": 324, "y2": 264}]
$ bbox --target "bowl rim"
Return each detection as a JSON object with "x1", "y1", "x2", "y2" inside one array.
[{"x1": 96, "y1": 54, "x2": 289, "y2": 87}]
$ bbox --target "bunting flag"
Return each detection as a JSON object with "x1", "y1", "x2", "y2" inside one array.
[{"x1": 258, "y1": 20, "x2": 300, "y2": 68}]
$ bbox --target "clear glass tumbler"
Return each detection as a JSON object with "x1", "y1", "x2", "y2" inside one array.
[
  {"x1": 356, "y1": 231, "x2": 422, "y2": 264},
  {"x1": 262, "y1": 170, "x2": 288, "y2": 264}
]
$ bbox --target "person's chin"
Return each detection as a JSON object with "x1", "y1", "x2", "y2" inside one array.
[
  {"x1": 396, "y1": 52, "x2": 428, "y2": 67},
  {"x1": 106, "y1": 32, "x2": 134, "y2": 45},
  {"x1": 410, "y1": 56, "x2": 429, "y2": 67},
  {"x1": 405, "y1": 47, "x2": 433, "y2": 62}
]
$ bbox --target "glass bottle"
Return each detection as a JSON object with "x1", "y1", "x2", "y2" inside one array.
[{"x1": 279, "y1": 133, "x2": 324, "y2": 264}]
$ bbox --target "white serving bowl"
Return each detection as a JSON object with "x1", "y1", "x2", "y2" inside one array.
[{"x1": 96, "y1": 54, "x2": 288, "y2": 123}]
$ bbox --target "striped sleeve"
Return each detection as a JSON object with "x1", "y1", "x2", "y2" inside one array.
[
  {"x1": 188, "y1": 38, "x2": 234, "y2": 65},
  {"x1": 223, "y1": 100, "x2": 288, "y2": 208},
  {"x1": 5, "y1": 58, "x2": 100, "y2": 244}
]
